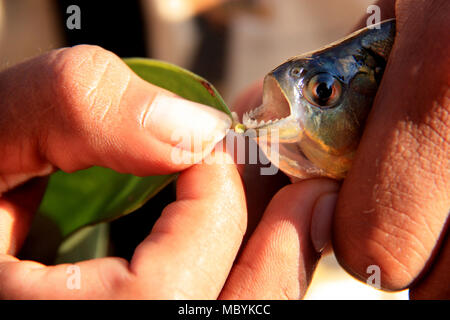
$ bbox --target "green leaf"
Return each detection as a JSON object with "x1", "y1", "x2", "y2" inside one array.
[
  {"x1": 55, "y1": 223, "x2": 110, "y2": 264},
  {"x1": 125, "y1": 58, "x2": 231, "y2": 116},
  {"x1": 38, "y1": 168, "x2": 174, "y2": 238},
  {"x1": 36, "y1": 59, "x2": 230, "y2": 239}
]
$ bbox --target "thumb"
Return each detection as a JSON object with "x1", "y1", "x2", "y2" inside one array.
[
  {"x1": 221, "y1": 178, "x2": 339, "y2": 299},
  {"x1": 0, "y1": 45, "x2": 231, "y2": 193}
]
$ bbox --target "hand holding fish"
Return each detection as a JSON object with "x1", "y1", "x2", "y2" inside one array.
[
  {"x1": 229, "y1": 0, "x2": 449, "y2": 299},
  {"x1": 0, "y1": 0, "x2": 447, "y2": 300}
]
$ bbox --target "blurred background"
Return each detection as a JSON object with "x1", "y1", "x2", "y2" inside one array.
[{"x1": 0, "y1": 0, "x2": 408, "y2": 300}]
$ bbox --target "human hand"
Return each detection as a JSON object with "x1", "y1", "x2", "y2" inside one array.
[
  {"x1": 0, "y1": 45, "x2": 250, "y2": 299},
  {"x1": 228, "y1": 0, "x2": 449, "y2": 299},
  {"x1": 335, "y1": 0, "x2": 449, "y2": 299}
]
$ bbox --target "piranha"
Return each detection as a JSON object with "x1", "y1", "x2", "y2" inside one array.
[{"x1": 240, "y1": 19, "x2": 396, "y2": 180}]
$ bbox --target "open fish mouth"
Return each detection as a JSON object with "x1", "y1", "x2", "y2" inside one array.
[
  {"x1": 242, "y1": 75, "x2": 302, "y2": 142},
  {"x1": 243, "y1": 76, "x2": 291, "y2": 128}
]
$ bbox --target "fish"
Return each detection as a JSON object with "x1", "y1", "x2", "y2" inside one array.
[{"x1": 241, "y1": 19, "x2": 396, "y2": 180}]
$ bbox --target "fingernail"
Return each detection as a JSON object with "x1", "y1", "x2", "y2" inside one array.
[
  {"x1": 145, "y1": 95, "x2": 232, "y2": 151},
  {"x1": 311, "y1": 193, "x2": 338, "y2": 253}
]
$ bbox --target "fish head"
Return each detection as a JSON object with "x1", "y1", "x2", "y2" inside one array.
[{"x1": 243, "y1": 19, "x2": 395, "y2": 179}]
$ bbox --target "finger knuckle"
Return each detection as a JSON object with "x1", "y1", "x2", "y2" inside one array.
[
  {"x1": 365, "y1": 224, "x2": 426, "y2": 289},
  {"x1": 49, "y1": 45, "x2": 128, "y2": 130},
  {"x1": 335, "y1": 198, "x2": 439, "y2": 290}
]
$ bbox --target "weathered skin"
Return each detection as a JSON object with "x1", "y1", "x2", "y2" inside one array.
[{"x1": 243, "y1": 20, "x2": 396, "y2": 179}]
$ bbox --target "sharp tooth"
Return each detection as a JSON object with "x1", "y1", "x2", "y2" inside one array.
[
  {"x1": 243, "y1": 112, "x2": 249, "y2": 123},
  {"x1": 248, "y1": 119, "x2": 258, "y2": 128}
]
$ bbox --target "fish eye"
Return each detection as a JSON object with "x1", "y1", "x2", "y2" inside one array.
[{"x1": 303, "y1": 73, "x2": 342, "y2": 108}]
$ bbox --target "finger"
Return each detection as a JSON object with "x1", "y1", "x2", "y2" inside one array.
[
  {"x1": 241, "y1": 160, "x2": 291, "y2": 244},
  {"x1": 129, "y1": 150, "x2": 247, "y2": 299},
  {"x1": 220, "y1": 179, "x2": 339, "y2": 299},
  {"x1": 0, "y1": 179, "x2": 133, "y2": 299},
  {"x1": 0, "y1": 45, "x2": 231, "y2": 193},
  {"x1": 0, "y1": 253, "x2": 133, "y2": 299},
  {"x1": 0, "y1": 150, "x2": 246, "y2": 299},
  {"x1": 0, "y1": 178, "x2": 47, "y2": 255},
  {"x1": 410, "y1": 229, "x2": 450, "y2": 299},
  {"x1": 333, "y1": 0, "x2": 450, "y2": 290}
]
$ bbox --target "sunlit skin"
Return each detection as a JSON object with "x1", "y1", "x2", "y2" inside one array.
[
  {"x1": 231, "y1": 0, "x2": 449, "y2": 299},
  {"x1": 0, "y1": 0, "x2": 448, "y2": 299}
]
